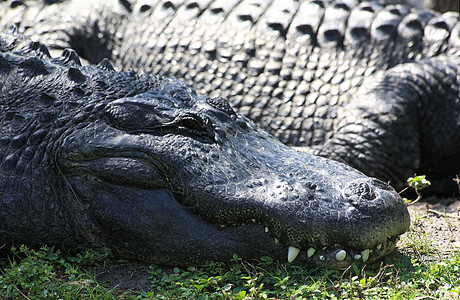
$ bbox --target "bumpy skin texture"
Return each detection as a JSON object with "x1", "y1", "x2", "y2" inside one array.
[
  {"x1": 2, "y1": 0, "x2": 459, "y2": 191},
  {"x1": 0, "y1": 30, "x2": 409, "y2": 268}
]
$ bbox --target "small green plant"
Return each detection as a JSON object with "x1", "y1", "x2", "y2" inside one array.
[
  {"x1": 407, "y1": 175, "x2": 431, "y2": 191},
  {"x1": 401, "y1": 175, "x2": 431, "y2": 206}
]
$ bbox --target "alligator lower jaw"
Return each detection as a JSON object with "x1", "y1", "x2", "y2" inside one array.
[
  {"x1": 284, "y1": 236, "x2": 399, "y2": 269},
  {"x1": 228, "y1": 222, "x2": 400, "y2": 268},
  {"x1": 211, "y1": 218, "x2": 401, "y2": 268}
]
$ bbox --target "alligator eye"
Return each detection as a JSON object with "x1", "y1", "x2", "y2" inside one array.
[
  {"x1": 179, "y1": 116, "x2": 205, "y2": 131},
  {"x1": 175, "y1": 112, "x2": 215, "y2": 141}
]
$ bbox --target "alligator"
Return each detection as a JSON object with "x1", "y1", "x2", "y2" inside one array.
[
  {"x1": 0, "y1": 28, "x2": 410, "y2": 268},
  {"x1": 2, "y1": 0, "x2": 459, "y2": 192}
]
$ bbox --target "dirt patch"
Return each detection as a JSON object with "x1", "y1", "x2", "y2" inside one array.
[
  {"x1": 403, "y1": 197, "x2": 460, "y2": 260},
  {"x1": 95, "y1": 260, "x2": 154, "y2": 294}
]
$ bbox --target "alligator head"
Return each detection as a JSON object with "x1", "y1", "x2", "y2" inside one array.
[
  {"x1": 56, "y1": 74, "x2": 410, "y2": 268},
  {"x1": 0, "y1": 30, "x2": 409, "y2": 267}
]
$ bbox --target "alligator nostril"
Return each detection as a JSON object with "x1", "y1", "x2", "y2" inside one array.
[{"x1": 344, "y1": 180, "x2": 376, "y2": 201}]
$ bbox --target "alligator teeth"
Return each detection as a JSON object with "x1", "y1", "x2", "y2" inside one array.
[
  {"x1": 376, "y1": 244, "x2": 382, "y2": 250},
  {"x1": 335, "y1": 250, "x2": 347, "y2": 262},
  {"x1": 265, "y1": 227, "x2": 269, "y2": 233},
  {"x1": 288, "y1": 246, "x2": 301, "y2": 263},
  {"x1": 274, "y1": 238, "x2": 280, "y2": 245},
  {"x1": 361, "y1": 249, "x2": 370, "y2": 262},
  {"x1": 307, "y1": 247, "x2": 316, "y2": 258},
  {"x1": 353, "y1": 254, "x2": 362, "y2": 260}
]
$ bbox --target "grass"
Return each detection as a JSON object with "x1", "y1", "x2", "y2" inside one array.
[
  {"x1": 0, "y1": 245, "x2": 113, "y2": 299},
  {"x1": 0, "y1": 240, "x2": 459, "y2": 299}
]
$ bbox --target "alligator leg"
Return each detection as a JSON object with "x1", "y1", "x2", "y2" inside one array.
[{"x1": 309, "y1": 56, "x2": 460, "y2": 190}]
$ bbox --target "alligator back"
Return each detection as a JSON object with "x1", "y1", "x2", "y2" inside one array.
[
  {"x1": 115, "y1": 0, "x2": 460, "y2": 145},
  {"x1": 2, "y1": 0, "x2": 460, "y2": 189}
]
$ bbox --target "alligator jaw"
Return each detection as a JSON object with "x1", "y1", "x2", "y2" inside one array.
[{"x1": 61, "y1": 168, "x2": 404, "y2": 268}]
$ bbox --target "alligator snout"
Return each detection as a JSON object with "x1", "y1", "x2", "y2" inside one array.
[{"x1": 249, "y1": 174, "x2": 410, "y2": 267}]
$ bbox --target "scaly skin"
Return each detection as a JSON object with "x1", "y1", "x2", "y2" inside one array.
[
  {"x1": 0, "y1": 29, "x2": 409, "y2": 268},
  {"x1": 1, "y1": 0, "x2": 459, "y2": 191}
]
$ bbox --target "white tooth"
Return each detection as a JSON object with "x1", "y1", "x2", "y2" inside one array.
[
  {"x1": 376, "y1": 244, "x2": 382, "y2": 250},
  {"x1": 265, "y1": 227, "x2": 269, "y2": 233},
  {"x1": 361, "y1": 249, "x2": 370, "y2": 262},
  {"x1": 307, "y1": 247, "x2": 316, "y2": 258},
  {"x1": 354, "y1": 254, "x2": 362, "y2": 260},
  {"x1": 251, "y1": 219, "x2": 256, "y2": 223},
  {"x1": 274, "y1": 238, "x2": 280, "y2": 244},
  {"x1": 288, "y1": 246, "x2": 301, "y2": 263},
  {"x1": 335, "y1": 250, "x2": 347, "y2": 262}
]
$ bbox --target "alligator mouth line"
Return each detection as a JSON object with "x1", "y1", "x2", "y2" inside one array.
[{"x1": 219, "y1": 218, "x2": 400, "y2": 267}]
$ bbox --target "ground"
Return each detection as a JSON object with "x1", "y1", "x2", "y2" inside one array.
[{"x1": 405, "y1": 197, "x2": 460, "y2": 260}]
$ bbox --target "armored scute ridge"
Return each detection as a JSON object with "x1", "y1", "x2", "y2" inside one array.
[{"x1": 0, "y1": 29, "x2": 410, "y2": 268}]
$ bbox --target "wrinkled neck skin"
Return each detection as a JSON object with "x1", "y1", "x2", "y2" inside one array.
[{"x1": 57, "y1": 84, "x2": 409, "y2": 268}]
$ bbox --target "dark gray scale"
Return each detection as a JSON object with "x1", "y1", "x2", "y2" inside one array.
[
  {"x1": 149, "y1": 1, "x2": 190, "y2": 77},
  {"x1": 217, "y1": 0, "x2": 272, "y2": 85},
  {"x1": 123, "y1": 0, "x2": 185, "y2": 74},
  {"x1": 304, "y1": 1, "x2": 349, "y2": 145},
  {"x1": 447, "y1": 21, "x2": 460, "y2": 56},
  {"x1": 337, "y1": 2, "x2": 383, "y2": 107},
  {"x1": 345, "y1": 2, "x2": 382, "y2": 55},
  {"x1": 283, "y1": 1, "x2": 326, "y2": 145},
  {"x1": 97, "y1": 58, "x2": 115, "y2": 72},
  {"x1": 422, "y1": 12, "x2": 459, "y2": 57},
  {"x1": 183, "y1": 0, "x2": 241, "y2": 95},
  {"x1": 0, "y1": 51, "x2": 85, "y2": 248},
  {"x1": 192, "y1": 0, "x2": 246, "y2": 97},
  {"x1": 50, "y1": 48, "x2": 81, "y2": 66},
  {"x1": 165, "y1": 0, "x2": 214, "y2": 80},
  {"x1": 248, "y1": 0, "x2": 297, "y2": 133},
  {"x1": 368, "y1": 5, "x2": 407, "y2": 70},
  {"x1": 211, "y1": 0, "x2": 273, "y2": 119},
  {"x1": 186, "y1": 0, "x2": 237, "y2": 85},
  {"x1": 395, "y1": 11, "x2": 435, "y2": 61}
]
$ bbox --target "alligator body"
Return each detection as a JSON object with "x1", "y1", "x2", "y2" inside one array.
[
  {"x1": 2, "y1": 0, "x2": 459, "y2": 191},
  {"x1": 0, "y1": 29, "x2": 410, "y2": 268}
]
